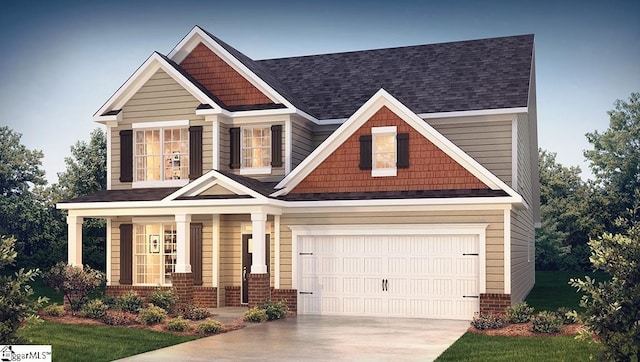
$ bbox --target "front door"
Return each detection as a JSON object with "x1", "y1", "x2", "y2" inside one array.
[{"x1": 242, "y1": 234, "x2": 270, "y2": 304}]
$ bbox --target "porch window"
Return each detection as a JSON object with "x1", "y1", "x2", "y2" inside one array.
[
  {"x1": 241, "y1": 126, "x2": 271, "y2": 174},
  {"x1": 134, "y1": 127, "x2": 189, "y2": 183},
  {"x1": 372, "y1": 126, "x2": 397, "y2": 177},
  {"x1": 133, "y1": 224, "x2": 177, "y2": 285}
]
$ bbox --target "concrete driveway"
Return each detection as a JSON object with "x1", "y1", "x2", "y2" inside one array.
[{"x1": 117, "y1": 315, "x2": 469, "y2": 361}]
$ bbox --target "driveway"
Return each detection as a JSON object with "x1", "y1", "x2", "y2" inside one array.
[{"x1": 116, "y1": 315, "x2": 469, "y2": 361}]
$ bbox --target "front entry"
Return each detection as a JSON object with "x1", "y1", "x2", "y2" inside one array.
[{"x1": 242, "y1": 234, "x2": 270, "y2": 304}]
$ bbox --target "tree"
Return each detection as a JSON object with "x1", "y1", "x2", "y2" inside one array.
[
  {"x1": 44, "y1": 262, "x2": 105, "y2": 315},
  {"x1": 0, "y1": 235, "x2": 46, "y2": 343},
  {"x1": 570, "y1": 218, "x2": 640, "y2": 361},
  {"x1": 0, "y1": 126, "x2": 46, "y2": 196},
  {"x1": 585, "y1": 92, "x2": 640, "y2": 231}
]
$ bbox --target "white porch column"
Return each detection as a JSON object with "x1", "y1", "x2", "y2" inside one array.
[
  {"x1": 251, "y1": 212, "x2": 268, "y2": 274},
  {"x1": 67, "y1": 215, "x2": 83, "y2": 267},
  {"x1": 175, "y1": 214, "x2": 192, "y2": 273}
]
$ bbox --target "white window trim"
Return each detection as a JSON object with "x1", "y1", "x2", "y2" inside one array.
[
  {"x1": 240, "y1": 125, "x2": 272, "y2": 174},
  {"x1": 133, "y1": 223, "x2": 177, "y2": 286},
  {"x1": 371, "y1": 126, "x2": 397, "y2": 177},
  {"x1": 132, "y1": 120, "x2": 189, "y2": 129}
]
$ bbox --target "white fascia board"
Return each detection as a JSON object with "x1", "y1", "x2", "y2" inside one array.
[
  {"x1": 93, "y1": 53, "x2": 220, "y2": 121},
  {"x1": 275, "y1": 88, "x2": 522, "y2": 199},
  {"x1": 279, "y1": 195, "x2": 523, "y2": 210},
  {"x1": 288, "y1": 223, "x2": 489, "y2": 236},
  {"x1": 162, "y1": 170, "x2": 266, "y2": 201},
  {"x1": 57, "y1": 197, "x2": 281, "y2": 212},
  {"x1": 419, "y1": 107, "x2": 528, "y2": 119},
  {"x1": 64, "y1": 204, "x2": 282, "y2": 219}
]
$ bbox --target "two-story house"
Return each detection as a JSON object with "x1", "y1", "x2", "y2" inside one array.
[{"x1": 58, "y1": 26, "x2": 539, "y2": 320}]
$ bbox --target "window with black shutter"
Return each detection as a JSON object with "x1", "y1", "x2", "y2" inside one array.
[
  {"x1": 189, "y1": 126, "x2": 203, "y2": 179},
  {"x1": 359, "y1": 135, "x2": 372, "y2": 170},
  {"x1": 397, "y1": 133, "x2": 409, "y2": 168},
  {"x1": 229, "y1": 127, "x2": 241, "y2": 169},
  {"x1": 119, "y1": 224, "x2": 133, "y2": 285},
  {"x1": 271, "y1": 125, "x2": 283, "y2": 167},
  {"x1": 190, "y1": 223, "x2": 203, "y2": 286},
  {"x1": 119, "y1": 130, "x2": 133, "y2": 182}
]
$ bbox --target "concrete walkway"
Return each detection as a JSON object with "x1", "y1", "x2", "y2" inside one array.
[{"x1": 117, "y1": 313, "x2": 469, "y2": 362}]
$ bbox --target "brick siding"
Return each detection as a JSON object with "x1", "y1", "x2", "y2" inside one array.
[
  {"x1": 479, "y1": 293, "x2": 511, "y2": 314},
  {"x1": 105, "y1": 285, "x2": 217, "y2": 308},
  {"x1": 247, "y1": 273, "x2": 271, "y2": 308},
  {"x1": 180, "y1": 43, "x2": 273, "y2": 107},
  {"x1": 225, "y1": 286, "x2": 242, "y2": 307},
  {"x1": 271, "y1": 288, "x2": 297, "y2": 313},
  {"x1": 291, "y1": 106, "x2": 488, "y2": 194}
]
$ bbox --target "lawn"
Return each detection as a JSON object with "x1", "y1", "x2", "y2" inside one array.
[
  {"x1": 437, "y1": 270, "x2": 608, "y2": 361},
  {"x1": 19, "y1": 320, "x2": 198, "y2": 362}
]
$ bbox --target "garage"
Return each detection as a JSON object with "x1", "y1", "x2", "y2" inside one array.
[{"x1": 292, "y1": 225, "x2": 486, "y2": 320}]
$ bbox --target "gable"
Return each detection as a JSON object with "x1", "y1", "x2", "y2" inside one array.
[
  {"x1": 200, "y1": 184, "x2": 236, "y2": 196},
  {"x1": 122, "y1": 69, "x2": 201, "y2": 122},
  {"x1": 291, "y1": 106, "x2": 488, "y2": 194},
  {"x1": 180, "y1": 43, "x2": 274, "y2": 107}
]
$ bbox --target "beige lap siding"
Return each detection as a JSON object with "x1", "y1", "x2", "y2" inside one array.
[
  {"x1": 279, "y1": 209, "x2": 505, "y2": 293},
  {"x1": 110, "y1": 69, "x2": 209, "y2": 190}
]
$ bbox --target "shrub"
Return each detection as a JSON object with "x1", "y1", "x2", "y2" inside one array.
[
  {"x1": 531, "y1": 311, "x2": 563, "y2": 334},
  {"x1": 166, "y1": 317, "x2": 191, "y2": 332},
  {"x1": 243, "y1": 307, "x2": 268, "y2": 323},
  {"x1": 44, "y1": 262, "x2": 105, "y2": 315},
  {"x1": 179, "y1": 304, "x2": 211, "y2": 320},
  {"x1": 196, "y1": 318, "x2": 222, "y2": 334},
  {"x1": 555, "y1": 307, "x2": 578, "y2": 324},
  {"x1": 260, "y1": 299, "x2": 288, "y2": 320},
  {"x1": 80, "y1": 298, "x2": 108, "y2": 319},
  {"x1": 147, "y1": 288, "x2": 178, "y2": 313},
  {"x1": 506, "y1": 302, "x2": 534, "y2": 323},
  {"x1": 138, "y1": 305, "x2": 168, "y2": 325},
  {"x1": 102, "y1": 310, "x2": 137, "y2": 326},
  {"x1": 42, "y1": 304, "x2": 65, "y2": 317},
  {"x1": 114, "y1": 290, "x2": 143, "y2": 314},
  {"x1": 470, "y1": 314, "x2": 507, "y2": 330}
]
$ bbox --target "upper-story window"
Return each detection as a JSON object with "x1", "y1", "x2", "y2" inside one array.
[
  {"x1": 132, "y1": 121, "x2": 189, "y2": 186},
  {"x1": 241, "y1": 126, "x2": 271, "y2": 174},
  {"x1": 372, "y1": 126, "x2": 397, "y2": 177}
]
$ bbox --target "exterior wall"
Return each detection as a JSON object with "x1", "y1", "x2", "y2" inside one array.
[
  {"x1": 280, "y1": 209, "x2": 506, "y2": 293},
  {"x1": 291, "y1": 119, "x2": 314, "y2": 170},
  {"x1": 311, "y1": 124, "x2": 340, "y2": 149},
  {"x1": 292, "y1": 107, "x2": 488, "y2": 194},
  {"x1": 429, "y1": 118, "x2": 513, "y2": 186},
  {"x1": 109, "y1": 217, "x2": 131, "y2": 285},
  {"x1": 110, "y1": 69, "x2": 209, "y2": 190},
  {"x1": 179, "y1": 42, "x2": 274, "y2": 107}
]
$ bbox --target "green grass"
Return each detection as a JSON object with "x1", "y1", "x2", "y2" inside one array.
[
  {"x1": 437, "y1": 333, "x2": 599, "y2": 361},
  {"x1": 19, "y1": 320, "x2": 198, "y2": 362},
  {"x1": 30, "y1": 276, "x2": 64, "y2": 305},
  {"x1": 525, "y1": 270, "x2": 609, "y2": 311}
]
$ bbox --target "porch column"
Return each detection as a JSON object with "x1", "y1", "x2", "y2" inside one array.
[
  {"x1": 67, "y1": 215, "x2": 83, "y2": 267},
  {"x1": 250, "y1": 213, "x2": 267, "y2": 274},
  {"x1": 175, "y1": 214, "x2": 192, "y2": 273}
]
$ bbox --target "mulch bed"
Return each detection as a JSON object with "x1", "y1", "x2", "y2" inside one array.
[
  {"x1": 39, "y1": 311, "x2": 246, "y2": 337},
  {"x1": 469, "y1": 322, "x2": 586, "y2": 337}
]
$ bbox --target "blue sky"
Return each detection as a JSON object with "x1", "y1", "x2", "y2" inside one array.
[{"x1": 1, "y1": 0, "x2": 638, "y2": 183}]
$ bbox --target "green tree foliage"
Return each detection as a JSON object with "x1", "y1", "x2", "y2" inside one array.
[
  {"x1": 585, "y1": 92, "x2": 640, "y2": 231},
  {"x1": 44, "y1": 262, "x2": 106, "y2": 315},
  {"x1": 570, "y1": 219, "x2": 640, "y2": 361},
  {"x1": 0, "y1": 235, "x2": 46, "y2": 343}
]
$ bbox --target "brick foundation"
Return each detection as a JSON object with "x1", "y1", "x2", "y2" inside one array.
[
  {"x1": 480, "y1": 293, "x2": 511, "y2": 314},
  {"x1": 171, "y1": 273, "x2": 194, "y2": 309},
  {"x1": 271, "y1": 288, "x2": 297, "y2": 313},
  {"x1": 225, "y1": 286, "x2": 242, "y2": 307},
  {"x1": 192, "y1": 287, "x2": 217, "y2": 308},
  {"x1": 105, "y1": 285, "x2": 217, "y2": 308},
  {"x1": 248, "y1": 273, "x2": 270, "y2": 308}
]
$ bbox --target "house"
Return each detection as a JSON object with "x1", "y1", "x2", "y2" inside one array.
[{"x1": 58, "y1": 26, "x2": 539, "y2": 320}]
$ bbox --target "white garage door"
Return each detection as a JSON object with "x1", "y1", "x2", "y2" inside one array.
[{"x1": 297, "y1": 234, "x2": 480, "y2": 320}]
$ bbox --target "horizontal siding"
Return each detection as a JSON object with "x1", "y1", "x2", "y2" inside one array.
[
  {"x1": 280, "y1": 209, "x2": 505, "y2": 293},
  {"x1": 311, "y1": 124, "x2": 340, "y2": 148},
  {"x1": 511, "y1": 207, "x2": 535, "y2": 303},
  {"x1": 431, "y1": 120, "x2": 513, "y2": 186},
  {"x1": 291, "y1": 121, "x2": 313, "y2": 169}
]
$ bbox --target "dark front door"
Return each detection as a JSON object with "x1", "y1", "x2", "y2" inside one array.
[{"x1": 241, "y1": 234, "x2": 270, "y2": 304}]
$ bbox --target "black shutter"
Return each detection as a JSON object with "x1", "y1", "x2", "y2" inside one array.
[
  {"x1": 397, "y1": 133, "x2": 409, "y2": 168},
  {"x1": 359, "y1": 135, "x2": 372, "y2": 170},
  {"x1": 119, "y1": 130, "x2": 133, "y2": 182},
  {"x1": 119, "y1": 224, "x2": 133, "y2": 285},
  {"x1": 190, "y1": 223, "x2": 203, "y2": 286},
  {"x1": 189, "y1": 126, "x2": 203, "y2": 179},
  {"x1": 229, "y1": 127, "x2": 240, "y2": 169},
  {"x1": 271, "y1": 125, "x2": 283, "y2": 167}
]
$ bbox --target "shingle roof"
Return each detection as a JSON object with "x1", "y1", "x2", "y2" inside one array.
[
  {"x1": 60, "y1": 188, "x2": 179, "y2": 203},
  {"x1": 278, "y1": 189, "x2": 509, "y2": 201},
  {"x1": 256, "y1": 34, "x2": 534, "y2": 119}
]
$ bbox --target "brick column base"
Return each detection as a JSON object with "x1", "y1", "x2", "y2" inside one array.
[
  {"x1": 480, "y1": 293, "x2": 511, "y2": 314},
  {"x1": 224, "y1": 286, "x2": 242, "y2": 307},
  {"x1": 172, "y1": 272, "x2": 194, "y2": 308},
  {"x1": 248, "y1": 273, "x2": 270, "y2": 308}
]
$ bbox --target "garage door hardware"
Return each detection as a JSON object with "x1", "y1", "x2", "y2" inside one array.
[
  {"x1": 462, "y1": 295, "x2": 479, "y2": 298},
  {"x1": 462, "y1": 253, "x2": 479, "y2": 256},
  {"x1": 382, "y1": 279, "x2": 389, "y2": 291},
  {"x1": 299, "y1": 291, "x2": 314, "y2": 295},
  {"x1": 299, "y1": 252, "x2": 314, "y2": 255}
]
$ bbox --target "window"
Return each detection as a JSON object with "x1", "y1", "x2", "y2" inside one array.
[
  {"x1": 134, "y1": 126, "x2": 189, "y2": 184},
  {"x1": 134, "y1": 224, "x2": 177, "y2": 285},
  {"x1": 241, "y1": 126, "x2": 271, "y2": 174},
  {"x1": 372, "y1": 126, "x2": 397, "y2": 177}
]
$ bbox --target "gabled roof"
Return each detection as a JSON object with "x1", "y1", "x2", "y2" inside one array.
[
  {"x1": 274, "y1": 89, "x2": 522, "y2": 202},
  {"x1": 258, "y1": 34, "x2": 534, "y2": 119}
]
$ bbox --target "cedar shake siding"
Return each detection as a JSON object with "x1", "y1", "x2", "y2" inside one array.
[
  {"x1": 291, "y1": 106, "x2": 489, "y2": 194},
  {"x1": 179, "y1": 43, "x2": 274, "y2": 107}
]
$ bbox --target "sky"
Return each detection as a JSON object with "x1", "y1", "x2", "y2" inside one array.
[{"x1": 1, "y1": 0, "x2": 638, "y2": 183}]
